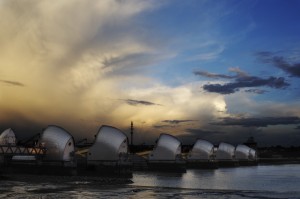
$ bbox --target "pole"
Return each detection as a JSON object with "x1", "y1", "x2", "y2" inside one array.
[{"x1": 130, "y1": 121, "x2": 134, "y2": 146}]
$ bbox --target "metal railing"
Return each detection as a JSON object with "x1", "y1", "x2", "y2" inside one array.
[{"x1": 0, "y1": 145, "x2": 46, "y2": 156}]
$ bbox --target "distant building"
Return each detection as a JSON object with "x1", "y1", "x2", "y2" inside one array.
[{"x1": 244, "y1": 136, "x2": 257, "y2": 149}]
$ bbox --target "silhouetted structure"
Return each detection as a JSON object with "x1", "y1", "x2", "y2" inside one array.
[
  {"x1": 244, "y1": 136, "x2": 257, "y2": 149},
  {"x1": 130, "y1": 121, "x2": 134, "y2": 146}
]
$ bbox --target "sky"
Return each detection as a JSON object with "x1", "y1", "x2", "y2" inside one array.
[{"x1": 1, "y1": 0, "x2": 300, "y2": 146}]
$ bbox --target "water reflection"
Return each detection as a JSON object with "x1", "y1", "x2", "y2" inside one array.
[
  {"x1": 133, "y1": 164, "x2": 300, "y2": 192},
  {"x1": 182, "y1": 169, "x2": 216, "y2": 189},
  {"x1": 1, "y1": 165, "x2": 300, "y2": 198},
  {"x1": 133, "y1": 171, "x2": 185, "y2": 188}
]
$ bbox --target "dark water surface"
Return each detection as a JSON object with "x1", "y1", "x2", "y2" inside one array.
[{"x1": 1, "y1": 164, "x2": 300, "y2": 198}]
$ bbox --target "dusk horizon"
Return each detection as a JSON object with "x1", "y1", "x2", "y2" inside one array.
[{"x1": 1, "y1": 0, "x2": 300, "y2": 147}]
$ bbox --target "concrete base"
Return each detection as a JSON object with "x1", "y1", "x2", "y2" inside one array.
[
  {"x1": 1, "y1": 161, "x2": 77, "y2": 176},
  {"x1": 217, "y1": 160, "x2": 239, "y2": 167},
  {"x1": 147, "y1": 161, "x2": 186, "y2": 173},
  {"x1": 238, "y1": 160, "x2": 258, "y2": 166},
  {"x1": 187, "y1": 160, "x2": 218, "y2": 169}
]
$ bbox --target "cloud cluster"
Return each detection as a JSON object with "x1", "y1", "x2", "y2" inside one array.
[
  {"x1": 0, "y1": 0, "x2": 163, "y2": 92},
  {"x1": 195, "y1": 68, "x2": 289, "y2": 94},
  {"x1": 256, "y1": 51, "x2": 300, "y2": 77},
  {"x1": 0, "y1": 0, "x2": 232, "y2": 144},
  {"x1": 0, "y1": 0, "x2": 167, "y2": 139}
]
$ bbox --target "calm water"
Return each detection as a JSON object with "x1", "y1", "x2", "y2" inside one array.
[{"x1": 1, "y1": 164, "x2": 300, "y2": 198}]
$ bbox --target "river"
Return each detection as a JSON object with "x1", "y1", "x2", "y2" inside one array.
[{"x1": 1, "y1": 164, "x2": 299, "y2": 198}]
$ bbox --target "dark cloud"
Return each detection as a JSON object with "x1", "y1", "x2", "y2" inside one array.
[
  {"x1": 256, "y1": 51, "x2": 300, "y2": 77},
  {"x1": 0, "y1": 79, "x2": 25, "y2": 87},
  {"x1": 153, "y1": 120, "x2": 197, "y2": 129},
  {"x1": 245, "y1": 89, "x2": 268, "y2": 94},
  {"x1": 212, "y1": 116, "x2": 300, "y2": 127},
  {"x1": 153, "y1": 124, "x2": 174, "y2": 129},
  {"x1": 202, "y1": 75, "x2": 289, "y2": 94},
  {"x1": 203, "y1": 83, "x2": 235, "y2": 94},
  {"x1": 122, "y1": 99, "x2": 161, "y2": 106},
  {"x1": 194, "y1": 68, "x2": 248, "y2": 79},
  {"x1": 193, "y1": 71, "x2": 234, "y2": 79},
  {"x1": 195, "y1": 68, "x2": 289, "y2": 94},
  {"x1": 186, "y1": 128, "x2": 224, "y2": 136},
  {"x1": 295, "y1": 126, "x2": 300, "y2": 130},
  {"x1": 161, "y1": 120, "x2": 197, "y2": 124}
]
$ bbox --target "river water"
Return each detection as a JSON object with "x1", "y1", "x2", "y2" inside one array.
[{"x1": 1, "y1": 164, "x2": 300, "y2": 198}]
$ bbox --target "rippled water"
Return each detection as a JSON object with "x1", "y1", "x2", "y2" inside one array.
[{"x1": 1, "y1": 164, "x2": 300, "y2": 198}]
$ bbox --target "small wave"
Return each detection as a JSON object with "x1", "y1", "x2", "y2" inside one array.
[{"x1": 125, "y1": 185, "x2": 300, "y2": 199}]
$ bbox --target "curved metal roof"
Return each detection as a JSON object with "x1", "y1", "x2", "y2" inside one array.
[
  {"x1": 149, "y1": 133, "x2": 181, "y2": 161},
  {"x1": 188, "y1": 139, "x2": 214, "y2": 160},
  {"x1": 38, "y1": 125, "x2": 74, "y2": 161},
  {"x1": 235, "y1": 144, "x2": 251, "y2": 160},
  {"x1": 216, "y1": 142, "x2": 235, "y2": 160},
  {"x1": 88, "y1": 125, "x2": 128, "y2": 161},
  {"x1": 0, "y1": 128, "x2": 16, "y2": 145},
  {"x1": 249, "y1": 148, "x2": 257, "y2": 160}
]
